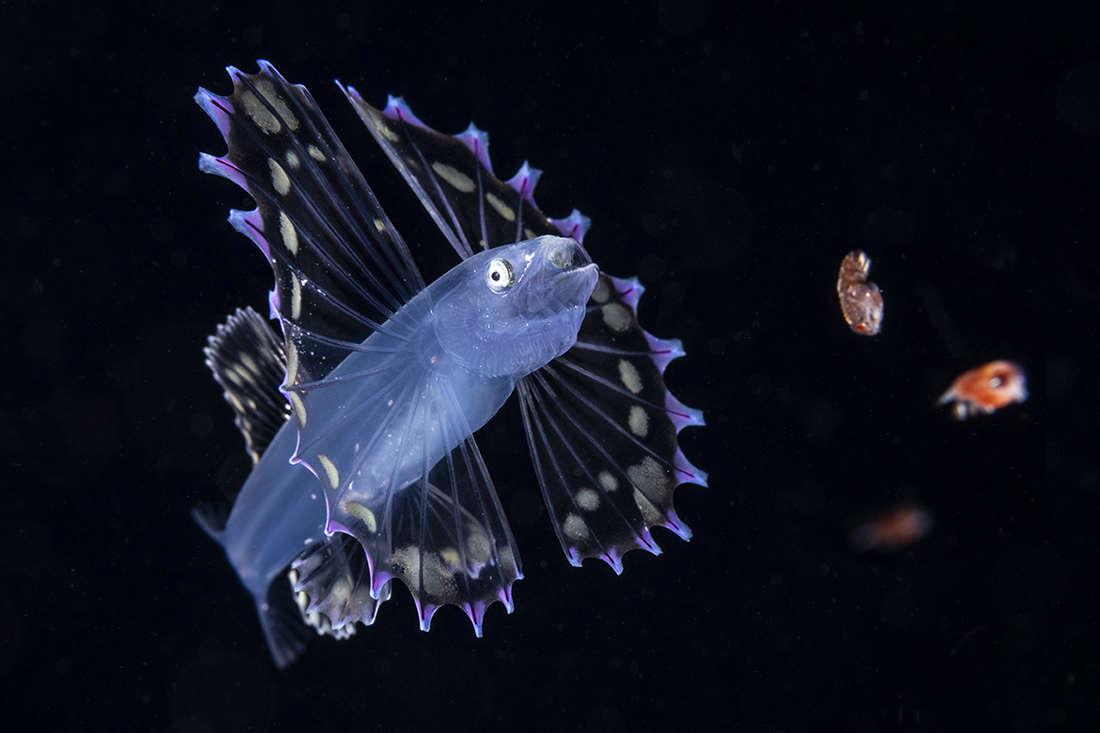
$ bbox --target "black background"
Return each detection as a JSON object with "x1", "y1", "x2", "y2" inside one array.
[{"x1": 3, "y1": 1, "x2": 1096, "y2": 730}]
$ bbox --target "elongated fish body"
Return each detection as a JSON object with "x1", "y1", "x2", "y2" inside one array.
[{"x1": 195, "y1": 61, "x2": 706, "y2": 668}]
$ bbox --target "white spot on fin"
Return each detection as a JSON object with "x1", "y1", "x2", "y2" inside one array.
[
  {"x1": 627, "y1": 456, "x2": 670, "y2": 500},
  {"x1": 485, "y1": 192, "x2": 516, "y2": 222},
  {"x1": 563, "y1": 514, "x2": 590, "y2": 541},
  {"x1": 285, "y1": 340, "x2": 299, "y2": 386},
  {"x1": 256, "y1": 79, "x2": 300, "y2": 131},
  {"x1": 241, "y1": 91, "x2": 281, "y2": 134},
  {"x1": 289, "y1": 391, "x2": 306, "y2": 427},
  {"x1": 591, "y1": 277, "x2": 611, "y2": 304},
  {"x1": 431, "y1": 161, "x2": 476, "y2": 193},
  {"x1": 240, "y1": 353, "x2": 260, "y2": 376},
  {"x1": 269, "y1": 158, "x2": 290, "y2": 196},
  {"x1": 393, "y1": 546, "x2": 455, "y2": 598},
  {"x1": 291, "y1": 273, "x2": 302, "y2": 320},
  {"x1": 618, "y1": 358, "x2": 643, "y2": 394},
  {"x1": 317, "y1": 454, "x2": 339, "y2": 490},
  {"x1": 601, "y1": 302, "x2": 632, "y2": 333},
  {"x1": 280, "y1": 211, "x2": 298, "y2": 255},
  {"x1": 343, "y1": 500, "x2": 377, "y2": 533},
  {"x1": 465, "y1": 530, "x2": 491, "y2": 563},
  {"x1": 575, "y1": 489, "x2": 600, "y2": 511}
]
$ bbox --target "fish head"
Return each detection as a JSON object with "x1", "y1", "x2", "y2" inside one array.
[{"x1": 435, "y1": 235, "x2": 598, "y2": 378}]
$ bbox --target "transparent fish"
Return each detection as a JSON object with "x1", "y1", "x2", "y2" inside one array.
[{"x1": 192, "y1": 61, "x2": 707, "y2": 667}]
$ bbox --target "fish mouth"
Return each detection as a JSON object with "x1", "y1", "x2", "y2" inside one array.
[{"x1": 507, "y1": 236, "x2": 599, "y2": 317}]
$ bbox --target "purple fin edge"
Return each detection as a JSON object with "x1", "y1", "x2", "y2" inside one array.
[
  {"x1": 507, "y1": 161, "x2": 543, "y2": 206},
  {"x1": 550, "y1": 209, "x2": 592, "y2": 244},
  {"x1": 456, "y1": 123, "x2": 494, "y2": 175}
]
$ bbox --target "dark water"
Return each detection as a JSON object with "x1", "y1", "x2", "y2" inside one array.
[{"x1": 5, "y1": 2, "x2": 1095, "y2": 730}]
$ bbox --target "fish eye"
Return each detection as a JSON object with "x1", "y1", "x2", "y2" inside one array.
[{"x1": 486, "y1": 258, "x2": 515, "y2": 293}]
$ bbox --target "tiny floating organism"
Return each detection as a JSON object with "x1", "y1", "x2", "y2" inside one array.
[
  {"x1": 848, "y1": 503, "x2": 933, "y2": 552},
  {"x1": 937, "y1": 360, "x2": 1028, "y2": 420},
  {"x1": 836, "y1": 250, "x2": 884, "y2": 336}
]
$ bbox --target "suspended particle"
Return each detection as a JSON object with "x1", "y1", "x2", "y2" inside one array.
[{"x1": 849, "y1": 503, "x2": 933, "y2": 552}]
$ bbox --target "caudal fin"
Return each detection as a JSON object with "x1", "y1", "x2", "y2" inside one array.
[{"x1": 256, "y1": 579, "x2": 312, "y2": 670}]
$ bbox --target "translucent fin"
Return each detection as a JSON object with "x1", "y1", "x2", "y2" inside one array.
[
  {"x1": 203, "y1": 306, "x2": 288, "y2": 465},
  {"x1": 256, "y1": 574, "x2": 313, "y2": 670},
  {"x1": 290, "y1": 533, "x2": 390, "y2": 637},
  {"x1": 342, "y1": 87, "x2": 582, "y2": 259},
  {"x1": 517, "y1": 274, "x2": 707, "y2": 571},
  {"x1": 190, "y1": 502, "x2": 229, "y2": 545},
  {"x1": 196, "y1": 61, "x2": 426, "y2": 382},
  {"x1": 304, "y1": 364, "x2": 522, "y2": 634}
]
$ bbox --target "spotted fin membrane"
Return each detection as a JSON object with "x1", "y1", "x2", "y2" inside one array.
[
  {"x1": 197, "y1": 61, "x2": 706, "y2": 651},
  {"x1": 344, "y1": 84, "x2": 707, "y2": 571}
]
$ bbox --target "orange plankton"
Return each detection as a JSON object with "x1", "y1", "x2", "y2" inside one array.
[
  {"x1": 937, "y1": 360, "x2": 1028, "y2": 419},
  {"x1": 849, "y1": 503, "x2": 933, "y2": 552}
]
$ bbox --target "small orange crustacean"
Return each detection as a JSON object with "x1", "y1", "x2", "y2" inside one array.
[{"x1": 936, "y1": 360, "x2": 1028, "y2": 420}]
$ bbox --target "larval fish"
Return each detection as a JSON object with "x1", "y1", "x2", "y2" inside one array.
[{"x1": 192, "y1": 61, "x2": 707, "y2": 667}]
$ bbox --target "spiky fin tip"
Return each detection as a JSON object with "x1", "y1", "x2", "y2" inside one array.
[
  {"x1": 550, "y1": 209, "x2": 592, "y2": 243},
  {"x1": 507, "y1": 161, "x2": 543, "y2": 206},
  {"x1": 456, "y1": 123, "x2": 494, "y2": 175}
]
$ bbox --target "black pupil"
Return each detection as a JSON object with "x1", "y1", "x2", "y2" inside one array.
[{"x1": 491, "y1": 270, "x2": 500, "y2": 281}]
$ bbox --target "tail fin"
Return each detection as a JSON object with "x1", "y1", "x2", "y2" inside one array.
[
  {"x1": 190, "y1": 503, "x2": 228, "y2": 546},
  {"x1": 256, "y1": 579, "x2": 312, "y2": 670}
]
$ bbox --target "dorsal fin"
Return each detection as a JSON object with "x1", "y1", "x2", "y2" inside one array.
[{"x1": 203, "y1": 306, "x2": 289, "y2": 466}]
